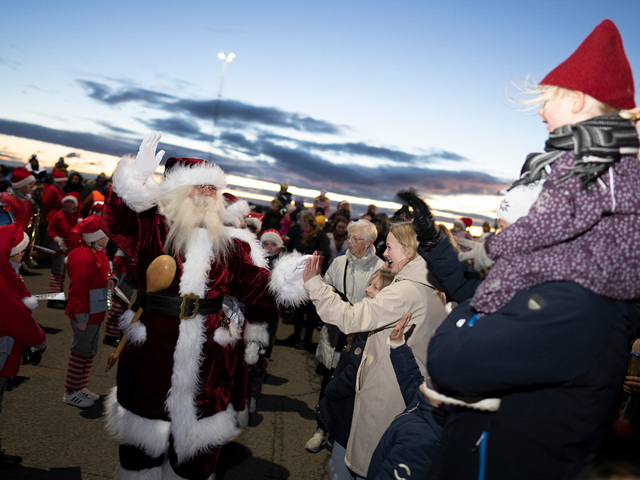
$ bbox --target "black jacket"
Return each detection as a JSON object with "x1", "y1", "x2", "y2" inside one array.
[{"x1": 427, "y1": 281, "x2": 631, "y2": 480}]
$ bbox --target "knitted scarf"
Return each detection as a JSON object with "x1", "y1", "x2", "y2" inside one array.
[{"x1": 511, "y1": 114, "x2": 639, "y2": 190}]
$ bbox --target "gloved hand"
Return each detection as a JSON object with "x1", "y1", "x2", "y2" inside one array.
[
  {"x1": 134, "y1": 131, "x2": 165, "y2": 178},
  {"x1": 396, "y1": 189, "x2": 440, "y2": 251},
  {"x1": 456, "y1": 238, "x2": 495, "y2": 275},
  {"x1": 54, "y1": 236, "x2": 68, "y2": 253}
]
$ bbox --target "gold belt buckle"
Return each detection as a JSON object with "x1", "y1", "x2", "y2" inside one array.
[{"x1": 179, "y1": 293, "x2": 200, "y2": 320}]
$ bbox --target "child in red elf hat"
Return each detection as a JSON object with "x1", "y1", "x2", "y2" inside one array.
[
  {"x1": 422, "y1": 19, "x2": 640, "y2": 480},
  {"x1": 62, "y1": 215, "x2": 115, "y2": 408},
  {"x1": 0, "y1": 223, "x2": 46, "y2": 467},
  {"x1": 470, "y1": 18, "x2": 640, "y2": 315}
]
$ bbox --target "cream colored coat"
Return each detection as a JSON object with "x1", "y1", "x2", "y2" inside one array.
[{"x1": 304, "y1": 255, "x2": 447, "y2": 476}]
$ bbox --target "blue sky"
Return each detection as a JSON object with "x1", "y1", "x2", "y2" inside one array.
[{"x1": 1, "y1": 1, "x2": 639, "y2": 224}]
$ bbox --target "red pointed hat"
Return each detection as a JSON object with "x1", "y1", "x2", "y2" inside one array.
[
  {"x1": 460, "y1": 217, "x2": 473, "y2": 228},
  {"x1": 0, "y1": 223, "x2": 29, "y2": 257},
  {"x1": 69, "y1": 215, "x2": 105, "y2": 250},
  {"x1": 260, "y1": 228, "x2": 283, "y2": 247},
  {"x1": 162, "y1": 157, "x2": 227, "y2": 192},
  {"x1": 11, "y1": 167, "x2": 35, "y2": 189},
  {"x1": 540, "y1": 19, "x2": 635, "y2": 110},
  {"x1": 61, "y1": 191, "x2": 81, "y2": 207},
  {"x1": 53, "y1": 170, "x2": 68, "y2": 182}
]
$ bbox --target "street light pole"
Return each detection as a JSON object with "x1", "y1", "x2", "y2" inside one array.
[{"x1": 210, "y1": 53, "x2": 235, "y2": 158}]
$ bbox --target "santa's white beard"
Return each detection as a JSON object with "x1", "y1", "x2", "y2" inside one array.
[{"x1": 159, "y1": 186, "x2": 232, "y2": 259}]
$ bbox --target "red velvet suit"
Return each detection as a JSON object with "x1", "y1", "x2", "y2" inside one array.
[{"x1": 102, "y1": 187, "x2": 275, "y2": 476}]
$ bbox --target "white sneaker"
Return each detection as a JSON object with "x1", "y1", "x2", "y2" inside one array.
[
  {"x1": 248, "y1": 397, "x2": 257, "y2": 414},
  {"x1": 64, "y1": 390, "x2": 95, "y2": 408},
  {"x1": 80, "y1": 388, "x2": 100, "y2": 401},
  {"x1": 304, "y1": 429, "x2": 326, "y2": 453}
]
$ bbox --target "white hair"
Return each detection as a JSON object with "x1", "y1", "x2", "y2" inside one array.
[
  {"x1": 347, "y1": 219, "x2": 378, "y2": 242},
  {"x1": 158, "y1": 185, "x2": 232, "y2": 259}
]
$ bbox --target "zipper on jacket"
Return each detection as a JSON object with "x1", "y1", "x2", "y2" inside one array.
[{"x1": 474, "y1": 431, "x2": 488, "y2": 480}]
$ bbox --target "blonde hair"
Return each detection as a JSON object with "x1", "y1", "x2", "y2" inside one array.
[
  {"x1": 388, "y1": 222, "x2": 418, "y2": 261},
  {"x1": 344, "y1": 268, "x2": 395, "y2": 352},
  {"x1": 510, "y1": 79, "x2": 640, "y2": 126}
]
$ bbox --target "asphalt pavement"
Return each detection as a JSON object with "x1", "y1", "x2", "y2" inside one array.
[{"x1": 3, "y1": 265, "x2": 331, "y2": 479}]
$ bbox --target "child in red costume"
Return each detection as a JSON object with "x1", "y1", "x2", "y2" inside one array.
[
  {"x1": 0, "y1": 223, "x2": 46, "y2": 467},
  {"x1": 46, "y1": 191, "x2": 82, "y2": 309},
  {"x1": 63, "y1": 215, "x2": 115, "y2": 408}
]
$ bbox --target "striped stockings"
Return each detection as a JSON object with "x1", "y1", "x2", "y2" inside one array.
[
  {"x1": 104, "y1": 299, "x2": 125, "y2": 337},
  {"x1": 65, "y1": 353, "x2": 93, "y2": 392},
  {"x1": 48, "y1": 273, "x2": 64, "y2": 294}
]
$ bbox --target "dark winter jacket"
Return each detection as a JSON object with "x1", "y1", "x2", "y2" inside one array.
[
  {"x1": 419, "y1": 238, "x2": 482, "y2": 304},
  {"x1": 426, "y1": 281, "x2": 631, "y2": 480},
  {"x1": 318, "y1": 332, "x2": 367, "y2": 448},
  {"x1": 367, "y1": 342, "x2": 445, "y2": 480}
]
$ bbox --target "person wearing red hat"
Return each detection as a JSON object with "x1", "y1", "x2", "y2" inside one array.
[
  {"x1": 62, "y1": 215, "x2": 115, "y2": 408},
  {"x1": 42, "y1": 170, "x2": 68, "y2": 223},
  {"x1": 0, "y1": 167, "x2": 36, "y2": 232},
  {"x1": 45, "y1": 191, "x2": 83, "y2": 309},
  {"x1": 100, "y1": 132, "x2": 308, "y2": 479},
  {"x1": 402, "y1": 20, "x2": 640, "y2": 480},
  {"x1": 0, "y1": 223, "x2": 46, "y2": 467}
]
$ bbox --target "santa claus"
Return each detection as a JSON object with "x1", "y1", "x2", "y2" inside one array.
[{"x1": 102, "y1": 132, "x2": 307, "y2": 479}]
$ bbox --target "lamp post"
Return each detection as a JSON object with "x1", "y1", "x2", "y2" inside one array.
[{"x1": 209, "y1": 52, "x2": 235, "y2": 159}]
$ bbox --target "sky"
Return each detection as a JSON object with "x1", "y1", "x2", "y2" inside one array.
[{"x1": 2, "y1": 1, "x2": 639, "y2": 230}]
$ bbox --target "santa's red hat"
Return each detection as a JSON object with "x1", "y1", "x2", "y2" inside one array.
[
  {"x1": 260, "y1": 229, "x2": 283, "y2": 247},
  {"x1": 460, "y1": 217, "x2": 473, "y2": 229},
  {"x1": 222, "y1": 192, "x2": 250, "y2": 227},
  {"x1": 11, "y1": 167, "x2": 35, "y2": 189},
  {"x1": 53, "y1": 170, "x2": 68, "y2": 183},
  {"x1": 61, "y1": 191, "x2": 81, "y2": 207},
  {"x1": 162, "y1": 157, "x2": 226, "y2": 193},
  {"x1": 540, "y1": 19, "x2": 635, "y2": 110}
]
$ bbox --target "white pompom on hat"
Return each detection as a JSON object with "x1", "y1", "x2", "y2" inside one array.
[{"x1": 497, "y1": 181, "x2": 544, "y2": 225}]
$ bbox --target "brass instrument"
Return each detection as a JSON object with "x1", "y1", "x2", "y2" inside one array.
[{"x1": 25, "y1": 211, "x2": 40, "y2": 263}]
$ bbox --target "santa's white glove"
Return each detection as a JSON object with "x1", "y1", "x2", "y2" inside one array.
[
  {"x1": 456, "y1": 238, "x2": 495, "y2": 275},
  {"x1": 290, "y1": 254, "x2": 312, "y2": 282},
  {"x1": 134, "y1": 131, "x2": 165, "y2": 178}
]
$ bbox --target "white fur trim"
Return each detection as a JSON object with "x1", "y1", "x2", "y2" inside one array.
[
  {"x1": 222, "y1": 198, "x2": 250, "y2": 227},
  {"x1": 112, "y1": 155, "x2": 163, "y2": 213},
  {"x1": 244, "y1": 342, "x2": 261, "y2": 365},
  {"x1": 115, "y1": 461, "x2": 214, "y2": 480},
  {"x1": 104, "y1": 388, "x2": 171, "y2": 458},
  {"x1": 11, "y1": 174, "x2": 35, "y2": 189},
  {"x1": 226, "y1": 227, "x2": 269, "y2": 269},
  {"x1": 83, "y1": 229, "x2": 106, "y2": 243},
  {"x1": 244, "y1": 322, "x2": 269, "y2": 346},
  {"x1": 22, "y1": 296, "x2": 38, "y2": 312},
  {"x1": 165, "y1": 229, "x2": 244, "y2": 462},
  {"x1": 61, "y1": 194, "x2": 78, "y2": 206},
  {"x1": 213, "y1": 322, "x2": 241, "y2": 347},
  {"x1": 162, "y1": 162, "x2": 227, "y2": 194},
  {"x1": 259, "y1": 230, "x2": 283, "y2": 247},
  {"x1": 119, "y1": 309, "x2": 147, "y2": 346},
  {"x1": 11, "y1": 233, "x2": 29, "y2": 257},
  {"x1": 268, "y1": 252, "x2": 310, "y2": 307}
]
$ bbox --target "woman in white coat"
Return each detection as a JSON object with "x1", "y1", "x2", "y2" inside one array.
[{"x1": 303, "y1": 222, "x2": 447, "y2": 478}]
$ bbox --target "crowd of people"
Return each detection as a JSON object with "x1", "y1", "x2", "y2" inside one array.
[{"x1": 0, "y1": 17, "x2": 640, "y2": 480}]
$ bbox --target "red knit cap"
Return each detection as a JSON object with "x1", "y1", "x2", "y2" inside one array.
[
  {"x1": 53, "y1": 170, "x2": 68, "y2": 182},
  {"x1": 11, "y1": 167, "x2": 35, "y2": 189},
  {"x1": 460, "y1": 217, "x2": 473, "y2": 228},
  {"x1": 540, "y1": 19, "x2": 635, "y2": 110}
]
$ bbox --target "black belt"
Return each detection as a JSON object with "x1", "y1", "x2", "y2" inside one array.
[{"x1": 140, "y1": 292, "x2": 223, "y2": 320}]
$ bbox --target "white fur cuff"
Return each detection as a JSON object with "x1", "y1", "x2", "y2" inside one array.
[
  {"x1": 112, "y1": 155, "x2": 163, "y2": 213},
  {"x1": 268, "y1": 252, "x2": 310, "y2": 307}
]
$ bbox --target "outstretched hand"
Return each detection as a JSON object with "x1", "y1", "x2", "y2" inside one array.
[
  {"x1": 302, "y1": 253, "x2": 323, "y2": 283},
  {"x1": 390, "y1": 313, "x2": 412, "y2": 343},
  {"x1": 396, "y1": 189, "x2": 440, "y2": 251},
  {"x1": 134, "y1": 131, "x2": 166, "y2": 177}
]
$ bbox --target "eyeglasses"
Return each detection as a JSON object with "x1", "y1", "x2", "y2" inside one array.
[
  {"x1": 195, "y1": 185, "x2": 217, "y2": 193},
  {"x1": 346, "y1": 235, "x2": 364, "y2": 243}
]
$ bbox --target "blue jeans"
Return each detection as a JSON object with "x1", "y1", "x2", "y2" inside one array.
[{"x1": 329, "y1": 441, "x2": 353, "y2": 480}]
